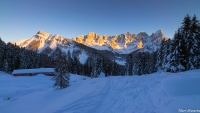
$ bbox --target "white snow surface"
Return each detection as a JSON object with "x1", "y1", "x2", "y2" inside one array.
[
  {"x1": 0, "y1": 70, "x2": 200, "y2": 113},
  {"x1": 115, "y1": 60, "x2": 126, "y2": 65},
  {"x1": 78, "y1": 51, "x2": 88, "y2": 64}
]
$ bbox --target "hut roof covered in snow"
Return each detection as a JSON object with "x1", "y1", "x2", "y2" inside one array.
[{"x1": 12, "y1": 68, "x2": 55, "y2": 76}]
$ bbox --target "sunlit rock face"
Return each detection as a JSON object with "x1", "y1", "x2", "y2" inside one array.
[
  {"x1": 137, "y1": 40, "x2": 143, "y2": 48},
  {"x1": 123, "y1": 32, "x2": 134, "y2": 48},
  {"x1": 97, "y1": 36, "x2": 104, "y2": 45},
  {"x1": 110, "y1": 35, "x2": 120, "y2": 49},
  {"x1": 36, "y1": 30, "x2": 49, "y2": 39},
  {"x1": 85, "y1": 32, "x2": 95, "y2": 45},
  {"x1": 72, "y1": 30, "x2": 168, "y2": 54}
]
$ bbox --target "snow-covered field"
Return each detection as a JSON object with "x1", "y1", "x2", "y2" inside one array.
[{"x1": 0, "y1": 70, "x2": 200, "y2": 113}]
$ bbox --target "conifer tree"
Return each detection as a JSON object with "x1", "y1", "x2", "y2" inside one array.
[
  {"x1": 0, "y1": 38, "x2": 6, "y2": 70},
  {"x1": 3, "y1": 59, "x2": 9, "y2": 72},
  {"x1": 144, "y1": 52, "x2": 149, "y2": 74},
  {"x1": 190, "y1": 15, "x2": 200, "y2": 69},
  {"x1": 161, "y1": 39, "x2": 171, "y2": 72},
  {"x1": 133, "y1": 52, "x2": 143, "y2": 75},
  {"x1": 181, "y1": 14, "x2": 192, "y2": 69},
  {"x1": 168, "y1": 29, "x2": 185, "y2": 72},
  {"x1": 53, "y1": 66, "x2": 70, "y2": 89},
  {"x1": 107, "y1": 60, "x2": 112, "y2": 76},
  {"x1": 91, "y1": 58, "x2": 101, "y2": 78},
  {"x1": 53, "y1": 51, "x2": 70, "y2": 89},
  {"x1": 72, "y1": 56, "x2": 81, "y2": 74},
  {"x1": 66, "y1": 50, "x2": 73, "y2": 73},
  {"x1": 126, "y1": 54, "x2": 133, "y2": 75},
  {"x1": 156, "y1": 40, "x2": 164, "y2": 71},
  {"x1": 149, "y1": 52, "x2": 157, "y2": 73},
  {"x1": 112, "y1": 60, "x2": 118, "y2": 76}
]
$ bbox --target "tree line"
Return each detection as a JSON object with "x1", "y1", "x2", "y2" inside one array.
[
  {"x1": 51, "y1": 47, "x2": 126, "y2": 78},
  {"x1": 0, "y1": 41, "x2": 52, "y2": 73},
  {"x1": 126, "y1": 14, "x2": 200, "y2": 75}
]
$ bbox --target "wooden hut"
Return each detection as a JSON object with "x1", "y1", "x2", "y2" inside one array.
[{"x1": 12, "y1": 68, "x2": 55, "y2": 76}]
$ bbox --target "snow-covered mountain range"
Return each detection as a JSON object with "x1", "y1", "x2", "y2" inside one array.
[
  {"x1": 13, "y1": 30, "x2": 168, "y2": 64},
  {"x1": 72, "y1": 30, "x2": 168, "y2": 54}
]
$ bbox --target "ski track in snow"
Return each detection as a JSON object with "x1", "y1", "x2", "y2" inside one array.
[
  {"x1": 54, "y1": 76, "x2": 165, "y2": 113},
  {"x1": 1, "y1": 70, "x2": 200, "y2": 113}
]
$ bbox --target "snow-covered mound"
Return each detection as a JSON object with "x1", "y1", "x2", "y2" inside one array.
[{"x1": 0, "y1": 70, "x2": 200, "y2": 113}]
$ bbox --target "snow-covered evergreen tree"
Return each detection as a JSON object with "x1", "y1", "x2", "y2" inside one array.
[
  {"x1": 72, "y1": 56, "x2": 81, "y2": 74},
  {"x1": 53, "y1": 51, "x2": 70, "y2": 89},
  {"x1": 112, "y1": 60, "x2": 118, "y2": 76},
  {"x1": 167, "y1": 29, "x2": 185, "y2": 72},
  {"x1": 53, "y1": 66, "x2": 70, "y2": 89},
  {"x1": 164, "y1": 14, "x2": 200, "y2": 72},
  {"x1": 133, "y1": 52, "x2": 143, "y2": 75},
  {"x1": 3, "y1": 59, "x2": 9, "y2": 72},
  {"x1": 161, "y1": 39, "x2": 171, "y2": 72},
  {"x1": 144, "y1": 52, "x2": 150, "y2": 74},
  {"x1": 156, "y1": 40, "x2": 165, "y2": 71},
  {"x1": 190, "y1": 15, "x2": 200, "y2": 69},
  {"x1": 91, "y1": 58, "x2": 101, "y2": 78},
  {"x1": 149, "y1": 52, "x2": 157, "y2": 73},
  {"x1": 126, "y1": 54, "x2": 133, "y2": 75},
  {"x1": 181, "y1": 14, "x2": 193, "y2": 70},
  {"x1": 0, "y1": 38, "x2": 6, "y2": 70},
  {"x1": 66, "y1": 50, "x2": 73, "y2": 73}
]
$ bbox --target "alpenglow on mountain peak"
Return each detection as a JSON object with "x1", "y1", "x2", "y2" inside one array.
[
  {"x1": 14, "y1": 30, "x2": 168, "y2": 54},
  {"x1": 72, "y1": 30, "x2": 168, "y2": 53}
]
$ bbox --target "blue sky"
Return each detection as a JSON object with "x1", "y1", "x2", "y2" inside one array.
[{"x1": 0, "y1": 0, "x2": 200, "y2": 43}]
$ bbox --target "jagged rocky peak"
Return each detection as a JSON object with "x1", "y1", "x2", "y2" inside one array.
[
  {"x1": 125, "y1": 32, "x2": 135, "y2": 43},
  {"x1": 151, "y1": 30, "x2": 168, "y2": 44},
  {"x1": 71, "y1": 30, "x2": 169, "y2": 52},
  {"x1": 73, "y1": 32, "x2": 100, "y2": 44},
  {"x1": 117, "y1": 34, "x2": 125, "y2": 44},
  {"x1": 76, "y1": 35, "x2": 85, "y2": 43},
  {"x1": 103, "y1": 34, "x2": 109, "y2": 40},
  {"x1": 36, "y1": 30, "x2": 49, "y2": 39},
  {"x1": 155, "y1": 30, "x2": 163, "y2": 36},
  {"x1": 151, "y1": 30, "x2": 164, "y2": 37},
  {"x1": 136, "y1": 31, "x2": 149, "y2": 41},
  {"x1": 138, "y1": 31, "x2": 149, "y2": 37},
  {"x1": 85, "y1": 32, "x2": 96, "y2": 44}
]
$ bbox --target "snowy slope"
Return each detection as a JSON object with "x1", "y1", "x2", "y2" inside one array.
[
  {"x1": 13, "y1": 38, "x2": 29, "y2": 45},
  {"x1": 0, "y1": 70, "x2": 200, "y2": 113},
  {"x1": 13, "y1": 31, "x2": 70, "y2": 53}
]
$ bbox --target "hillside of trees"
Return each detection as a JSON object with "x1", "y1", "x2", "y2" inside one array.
[{"x1": 126, "y1": 14, "x2": 200, "y2": 75}]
